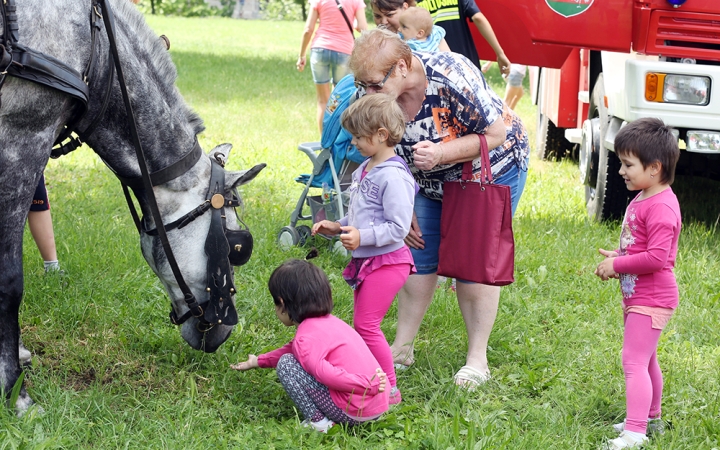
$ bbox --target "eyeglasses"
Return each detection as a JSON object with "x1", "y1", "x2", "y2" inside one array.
[{"x1": 354, "y1": 63, "x2": 397, "y2": 93}]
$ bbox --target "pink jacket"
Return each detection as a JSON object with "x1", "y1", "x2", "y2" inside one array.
[{"x1": 258, "y1": 314, "x2": 389, "y2": 418}]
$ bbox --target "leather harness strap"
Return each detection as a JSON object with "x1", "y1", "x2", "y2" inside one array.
[
  {"x1": 116, "y1": 138, "x2": 204, "y2": 192},
  {"x1": 0, "y1": 0, "x2": 112, "y2": 155},
  {"x1": 7, "y1": 44, "x2": 90, "y2": 105}
]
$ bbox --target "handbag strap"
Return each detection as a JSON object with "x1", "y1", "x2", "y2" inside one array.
[
  {"x1": 333, "y1": 0, "x2": 355, "y2": 39},
  {"x1": 461, "y1": 134, "x2": 492, "y2": 183}
]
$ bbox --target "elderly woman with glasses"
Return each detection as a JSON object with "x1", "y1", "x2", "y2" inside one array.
[{"x1": 348, "y1": 28, "x2": 529, "y2": 389}]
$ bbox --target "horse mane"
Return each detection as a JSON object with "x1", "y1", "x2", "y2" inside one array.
[{"x1": 116, "y1": 0, "x2": 205, "y2": 136}]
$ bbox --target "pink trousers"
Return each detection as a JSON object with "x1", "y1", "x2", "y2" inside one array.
[
  {"x1": 622, "y1": 312, "x2": 664, "y2": 433},
  {"x1": 353, "y1": 263, "x2": 410, "y2": 388}
]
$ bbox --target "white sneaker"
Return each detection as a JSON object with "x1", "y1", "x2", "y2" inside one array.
[
  {"x1": 613, "y1": 418, "x2": 665, "y2": 435},
  {"x1": 301, "y1": 417, "x2": 335, "y2": 433},
  {"x1": 604, "y1": 431, "x2": 649, "y2": 449}
]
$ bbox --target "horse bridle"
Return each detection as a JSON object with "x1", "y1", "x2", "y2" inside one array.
[
  {"x1": 1, "y1": 0, "x2": 251, "y2": 331},
  {"x1": 119, "y1": 149, "x2": 256, "y2": 329}
]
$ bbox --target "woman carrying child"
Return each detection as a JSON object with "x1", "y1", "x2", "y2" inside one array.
[
  {"x1": 231, "y1": 259, "x2": 389, "y2": 432},
  {"x1": 595, "y1": 118, "x2": 682, "y2": 449},
  {"x1": 312, "y1": 94, "x2": 418, "y2": 405}
]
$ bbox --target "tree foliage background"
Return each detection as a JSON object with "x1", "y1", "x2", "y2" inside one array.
[{"x1": 136, "y1": 0, "x2": 306, "y2": 20}]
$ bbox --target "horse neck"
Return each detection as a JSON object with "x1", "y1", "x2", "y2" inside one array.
[{"x1": 83, "y1": 0, "x2": 204, "y2": 183}]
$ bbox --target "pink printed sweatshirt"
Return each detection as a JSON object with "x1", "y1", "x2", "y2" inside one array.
[
  {"x1": 613, "y1": 188, "x2": 682, "y2": 309},
  {"x1": 257, "y1": 314, "x2": 389, "y2": 418}
]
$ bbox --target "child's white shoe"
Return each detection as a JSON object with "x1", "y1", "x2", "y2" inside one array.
[
  {"x1": 301, "y1": 417, "x2": 335, "y2": 433},
  {"x1": 613, "y1": 418, "x2": 665, "y2": 435},
  {"x1": 604, "y1": 431, "x2": 649, "y2": 449}
]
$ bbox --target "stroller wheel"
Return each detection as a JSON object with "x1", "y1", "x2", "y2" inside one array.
[
  {"x1": 296, "y1": 225, "x2": 312, "y2": 246},
  {"x1": 277, "y1": 226, "x2": 300, "y2": 250}
]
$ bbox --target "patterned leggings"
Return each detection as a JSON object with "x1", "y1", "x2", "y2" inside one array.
[{"x1": 276, "y1": 353, "x2": 361, "y2": 425}]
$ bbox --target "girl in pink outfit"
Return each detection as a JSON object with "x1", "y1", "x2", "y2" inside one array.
[
  {"x1": 231, "y1": 259, "x2": 388, "y2": 432},
  {"x1": 312, "y1": 94, "x2": 418, "y2": 406},
  {"x1": 595, "y1": 118, "x2": 681, "y2": 450}
]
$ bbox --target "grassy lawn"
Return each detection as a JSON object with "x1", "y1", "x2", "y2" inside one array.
[{"x1": 5, "y1": 16, "x2": 720, "y2": 449}]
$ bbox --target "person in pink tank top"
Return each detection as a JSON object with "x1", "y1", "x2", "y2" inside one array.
[
  {"x1": 296, "y1": 0, "x2": 368, "y2": 133},
  {"x1": 595, "y1": 118, "x2": 682, "y2": 449}
]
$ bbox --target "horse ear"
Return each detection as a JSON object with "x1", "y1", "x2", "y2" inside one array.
[
  {"x1": 226, "y1": 163, "x2": 267, "y2": 189},
  {"x1": 208, "y1": 143, "x2": 233, "y2": 166}
]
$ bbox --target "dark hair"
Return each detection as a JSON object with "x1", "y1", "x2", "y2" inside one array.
[
  {"x1": 372, "y1": 0, "x2": 416, "y2": 13},
  {"x1": 614, "y1": 117, "x2": 680, "y2": 185},
  {"x1": 267, "y1": 259, "x2": 333, "y2": 323}
]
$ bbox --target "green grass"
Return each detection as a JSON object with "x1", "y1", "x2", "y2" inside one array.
[{"x1": 5, "y1": 16, "x2": 720, "y2": 449}]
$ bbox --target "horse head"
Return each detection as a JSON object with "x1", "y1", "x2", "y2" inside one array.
[
  {"x1": 138, "y1": 144, "x2": 265, "y2": 352},
  {"x1": 76, "y1": 1, "x2": 266, "y2": 352}
]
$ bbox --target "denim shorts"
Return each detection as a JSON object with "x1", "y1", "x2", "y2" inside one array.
[
  {"x1": 411, "y1": 158, "x2": 529, "y2": 275},
  {"x1": 310, "y1": 48, "x2": 351, "y2": 85},
  {"x1": 507, "y1": 64, "x2": 527, "y2": 87}
]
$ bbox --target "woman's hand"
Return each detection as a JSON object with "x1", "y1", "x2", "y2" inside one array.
[
  {"x1": 403, "y1": 212, "x2": 425, "y2": 249},
  {"x1": 296, "y1": 56, "x2": 306, "y2": 72},
  {"x1": 412, "y1": 140, "x2": 444, "y2": 171},
  {"x1": 497, "y1": 54, "x2": 511, "y2": 77},
  {"x1": 230, "y1": 354, "x2": 259, "y2": 371},
  {"x1": 339, "y1": 226, "x2": 360, "y2": 250},
  {"x1": 594, "y1": 248, "x2": 619, "y2": 281},
  {"x1": 312, "y1": 220, "x2": 341, "y2": 236}
]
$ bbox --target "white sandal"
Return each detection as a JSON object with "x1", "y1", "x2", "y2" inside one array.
[{"x1": 453, "y1": 365, "x2": 491, "y2": 391}]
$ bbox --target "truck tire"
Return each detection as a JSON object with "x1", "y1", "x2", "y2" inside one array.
[
  {"x1": 535, "y1": 70, "x2": 575, "y2": 161},
  {"x1": 584, "y1": 74, "x2": 630, "y2": 221},
  {"x1": 537, "y1": 113, "x2": 575, "y2": 161}
]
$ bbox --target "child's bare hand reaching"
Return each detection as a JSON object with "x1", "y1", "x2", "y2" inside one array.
[
  {"x1": 595, "y1": 248, "x2": 619, "y2": 281},
  {"x1": 375, "y1": 368, "x2": 387, "y2": 393},
  {"x1": 230, "y1": 354, "x2": 259, "y2": 371}
]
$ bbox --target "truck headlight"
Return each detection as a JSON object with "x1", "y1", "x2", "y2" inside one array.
[
  {"x1": 645, "y1": 73, "x2": 710, "y2": 105},
  {"x1": 664, "y1": 75, "x2": 710, "y2": 105},
  {"x1": 686, "y1": 131, "x2": 720, "y2": 153}
]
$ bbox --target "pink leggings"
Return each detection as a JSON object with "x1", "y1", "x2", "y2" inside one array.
[
  {"x1": 622, "y1": 312, "x2": 664, "y2": 434},
  {"x1": 353, "y1": 264, "x2": 410, "y2": 389}
]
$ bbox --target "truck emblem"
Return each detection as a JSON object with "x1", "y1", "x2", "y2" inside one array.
[{"x1": 546, "y1": 0, "x2": 593, "y2": 18}]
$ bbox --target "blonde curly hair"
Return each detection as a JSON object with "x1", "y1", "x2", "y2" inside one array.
[{"x1": 341, "y1": 94, "x2": 406, "y2": 147}]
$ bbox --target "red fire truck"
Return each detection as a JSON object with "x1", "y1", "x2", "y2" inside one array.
[{"x1": 474, "y1": 0, "x2": 719, "y2": 221}]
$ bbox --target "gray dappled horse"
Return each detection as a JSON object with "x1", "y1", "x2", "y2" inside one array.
[{"x1": 0, "y1": 0, "x2": 264, "y2": 412}]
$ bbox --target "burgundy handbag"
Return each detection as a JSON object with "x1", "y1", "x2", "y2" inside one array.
[{"x1": 437, "y1": 134, "x2": 515, "y2": 286}]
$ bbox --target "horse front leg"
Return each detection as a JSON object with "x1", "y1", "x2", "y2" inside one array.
[{"x1": 0, "y1": 253, "x2": 34, "y2": 413}]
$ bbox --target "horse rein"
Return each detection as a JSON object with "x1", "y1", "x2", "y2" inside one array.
[{"x1": 98, "y1": 0, "x2": 238, "y2": 331}]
